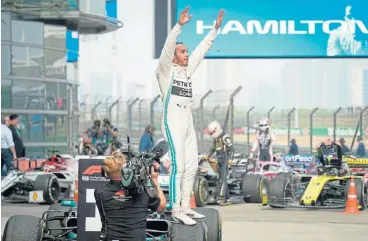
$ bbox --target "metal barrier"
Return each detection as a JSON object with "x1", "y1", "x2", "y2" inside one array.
[{"x1": 79, "y1": 90, "x2": 368, "y2": 155}]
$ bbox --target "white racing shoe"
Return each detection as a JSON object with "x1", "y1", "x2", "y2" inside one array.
[
  {"x1": 172, "y1": 211, "x2": 196, "y2": 226},
  {"x1": 183, "y1": 208, "x2": 205, "y2": 219}
]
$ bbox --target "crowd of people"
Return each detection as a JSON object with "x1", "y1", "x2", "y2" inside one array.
[
  {"x1": 1, "y1": 114, "x2": 25, "y2": 177},
  {"x1": 287, "y1": 136, "x2": 366, "y2": 157},
  {"x1": 82, "y1": 118, "x2": 120, "y2": 155}
]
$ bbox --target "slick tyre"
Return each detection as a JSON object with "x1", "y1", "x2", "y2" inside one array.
[
  {"x1": 2, "y1": 215, "x2": 43, "y2": 241},
  {"x1": 242, "y1": 174, "x2": 269, "y2": 203},
  {"x1": 194, "y1": 175, "x2": 210, "y2": 207},
  {"x1": 171, "y1": 222, "x2": 207, "y2": 241},
  {"x1": 345, "y1": 178, "x2": 368, "y2": 210},
  {"x1": 268, "y1": 177, "x2": 292, "y2": 208},
  {"x1": 195, "y1": 208, "x2": 222, "y2": 241},
  {"x1": 34, "y1": 174, "x2": 61, "y2": 205}
]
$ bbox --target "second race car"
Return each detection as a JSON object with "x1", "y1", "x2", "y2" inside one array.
[
  {"x1": 1, "y1": 152, "x2": 77, "y2": 204},
  {"x1": 267, "y1": 142, "x2": 368, "y2": 209}
]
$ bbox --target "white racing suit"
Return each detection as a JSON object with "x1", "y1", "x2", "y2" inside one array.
[
  {"x1": 155, "y1": 23, "x2": 217, "y2": 213},
  {"x1": 250, "y1": 131, "x2": 276, "y2": 162}
]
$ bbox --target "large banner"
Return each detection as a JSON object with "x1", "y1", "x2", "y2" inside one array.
[{"x1": 176, "y1": 0, "x2": 368, "y2": 58}]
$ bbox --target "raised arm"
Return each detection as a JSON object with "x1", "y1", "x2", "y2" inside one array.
[
  {"x1": 187, "y1": 10, "x2": 225, "y2": 74},
  {"x1": 155, "y1": 24, "x2": 182, "y2": 78},
  {"x1": 156, "y1": 6, "x2": 193, "y2": 79}
]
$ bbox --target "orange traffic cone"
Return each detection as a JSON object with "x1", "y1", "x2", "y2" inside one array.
[
  {"x1": 190, "y1": 191, "x2": 196, "y2": 208},
  {"x1": 345, "y1": 177, "x2": 359, "y2": 214}
]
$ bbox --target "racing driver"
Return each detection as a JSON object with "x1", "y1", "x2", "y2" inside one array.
[
  {"x1": 155, "y1": 6, "x2": 225, "y2": 225},
  {"x1": 250, "y1": 117, "x2": 276, "y2": 163},
  {"x1": 206, "y1": 120, "x2": 234, "y2": 205}
]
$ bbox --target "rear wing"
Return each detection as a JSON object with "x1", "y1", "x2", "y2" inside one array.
[{"x1": 343, "y1": 157, "x2": 368, "y2": 168}]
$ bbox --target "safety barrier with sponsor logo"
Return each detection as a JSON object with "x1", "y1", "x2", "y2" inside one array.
[
  {"x1": 76, "y1": 156, "x2": 109, "y2": 241},
  {"x1": 343, "y1": 158, "x2": 368, "y2": 165}
]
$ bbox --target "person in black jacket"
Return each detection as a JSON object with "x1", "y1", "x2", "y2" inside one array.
[
  {"x1": 339, "y1": 137, "x2": 350, "y2": 155},
  {"x1": 9, "y1": 114, "x2": 25, "y2": 158},
  {"x1": 356, "y1": 136, "x2": 366, "y2": 157},
  {"x1": 95, "y1": 151, "x2": 166, "y2": 241},
  {"x1": 288, "y1": 139, "x2": 299, "y2": 155}
]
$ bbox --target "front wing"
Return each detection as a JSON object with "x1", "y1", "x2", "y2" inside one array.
[
  {"x1": 267, "y1": 197, "x2": 346, "y2": 209},
  {"x1": 267, "y1": 175, "x2": 364, "y2": 209}
]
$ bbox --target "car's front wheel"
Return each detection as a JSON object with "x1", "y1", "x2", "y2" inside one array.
[{"x1": 3, "y1": 215, "x2": 43, "y2": 241}]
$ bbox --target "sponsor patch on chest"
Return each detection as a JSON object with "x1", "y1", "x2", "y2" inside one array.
[{"x1": 171, "y1": 79, "x2": 192, "y2": 98}]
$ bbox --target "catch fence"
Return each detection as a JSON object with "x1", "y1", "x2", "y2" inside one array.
[{"x1": 79, "y1": 89, "x2": 368, "y2": 155}]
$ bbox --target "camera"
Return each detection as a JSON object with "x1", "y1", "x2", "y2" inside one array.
[
  {"x1": 94, "y1": 120, "x2": 101, "y2": 128},
  {"x1": 103, "y1": 118, "x2": 111, "y2": 128},
  {"x1": 119, "y1": 136, "x2": 166, "y2": 195}
]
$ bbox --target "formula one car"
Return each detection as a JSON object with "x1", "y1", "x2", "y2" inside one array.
[
  {"x1": 267, "y1": 143, "x2": 368, "y2": 209},
  {"x1": 2, "y1": 200, "x2": 221, "y2": 241},
  {"x1": 192, "y1": 152, "x2": 273, "y2": 206},
  {"x1": 239, "y1": 156, "x2": 302, "y2": 204},
  {"x1": 1, "y1": 151, "x2": 77, "y2": 204}
]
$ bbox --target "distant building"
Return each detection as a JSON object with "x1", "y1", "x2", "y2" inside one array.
[{"x1": 1, "y1": 0, "x2": 122, "y2": 157}]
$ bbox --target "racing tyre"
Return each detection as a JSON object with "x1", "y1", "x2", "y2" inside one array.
[
  {"x1": 241, "y1": 174, "x2": 269, "y2": 203},
  {"x1": 345, "y1": 178, "x2": 368, "y2": 210},
  {"x1": 194, "y1": 207, "x2": 222, "y2": 241},
  {"x1": 171, "y1": 222, "x2": 207, "y2": 241},
  {"x1": 34, "y1": 174, "x2": 61, "y2": 205},
  {"x1": 2, "y1": 215, "x2": 43, "y2": 241},
  {"x1": 268, "y1": 177, "x2": 293, "y2": 208},
  {"x1": 194, "y1": 175, "x2": 210, "y2": 207}
]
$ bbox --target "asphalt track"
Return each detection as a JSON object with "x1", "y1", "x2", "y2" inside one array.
[{"x1": 2, "y1": 200, "x2": 368, "y2": 241}]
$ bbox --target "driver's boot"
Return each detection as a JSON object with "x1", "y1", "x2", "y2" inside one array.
[
  {"x1": 182, "y1": 200, "x2": 205, "y2": 220},
  {"x1": 171, "y1": 204, "x2": 196, "y2": 226},
  {"x1": 217, "y1": 197, "x2": 232, "y2": 206}
]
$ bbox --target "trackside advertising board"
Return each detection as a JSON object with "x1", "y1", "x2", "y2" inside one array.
[{"x1": 176, "y1": 0, "x2": 368, "y2": 58}]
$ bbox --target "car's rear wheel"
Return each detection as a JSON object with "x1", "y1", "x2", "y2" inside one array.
[
  {"x1": 194, "y1": 207, "x2": 222, "y2": 241},
  {"x1": 171, "y1": 221, "x2": 207, "y2": 241},
  {"x1": 242, "y1": 174, "x2": 269, "y2": 203},
  {"x1": 34, "y1": 174, "x2": 61, "y2": 205},
  {"x1": 3, "y1": 215, "x2": 43, "y2": 241}
]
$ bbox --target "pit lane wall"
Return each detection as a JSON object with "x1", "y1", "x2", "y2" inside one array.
[{"x1": 79, "y1": 91, "x2": 368, "y2": 155}]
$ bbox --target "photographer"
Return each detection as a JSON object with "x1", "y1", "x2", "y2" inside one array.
[
  {"x1": 102, "y1": 118, "x2": 118, "y2": 144},
  {"x1": 85, "y1": 120, "x2": 103, "y2": 145},
  {"x1": 95, "y1": 152, "x2": 166, "y2": 241}
]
